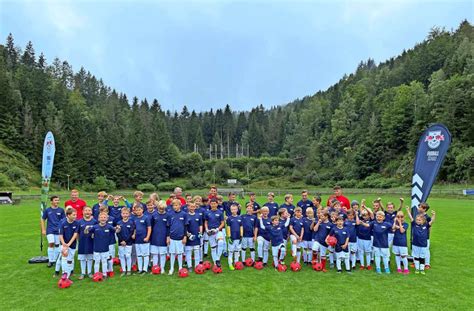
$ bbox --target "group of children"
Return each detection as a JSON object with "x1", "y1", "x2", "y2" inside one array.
[{"x1": 41, "y1": 189, "x2": 436, "y2": 284}]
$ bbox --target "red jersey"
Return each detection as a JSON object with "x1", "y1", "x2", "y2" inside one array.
[
  {"x1": 65, "y1": 199, "x2": 87, "y2": 219},
  {"x1": 165, "y1": 197, "x2": 186, "y2": 206},
  {"x1": 326, "y1": 195, "x2": 350, "y2": 210}
]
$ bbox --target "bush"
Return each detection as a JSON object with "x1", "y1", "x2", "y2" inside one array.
[
  {"x1": 240, "y1": 177, "x2": 250, "y2": 185},
  {"x1": 0, "y1": 173, "x2": 12, "y2": 187},
  {"x1": 15, "y1": 177, "x2": 29, "y2": 189},
  {"x1": 137, "y1": 183, "x2": 156, "y2": 192},
  {"x1": 304, "y1": 170, "x2": 320, "y2": 185},
  {"x1": 189, "y1": 174, "x2": 207, "y2": 189},
  {"x1": 214, "y1": 161, "x2": 231, "y2": 180},
  {"x1": 157, "y1": 182, "x2": 179, "y2": 192},
  {"x1": 256, "y1": 163, "x2": 271, "y2": 176},
  {"x1": 83, "y1": 176, "x2": 116, "y2": 192},
  {"x1": 289, "y1": 170, "x2": 303, "y2": 182},
  {"x1": 358, "y1": 174, "x2": 400, "y2": 189},
  {"x1": 336, "y1": 179, "x2": 358, "y2": 188},
  {"x1": 5, "y1": 166, "x2": 26, "y2": 180}
]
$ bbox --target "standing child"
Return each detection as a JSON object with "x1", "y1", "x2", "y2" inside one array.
[
  {"x1": 344, "y1": 209, "x2": 358, "y2": 270},
  {"x1": 302, "y1": 208, "x2": 316, "y2": 265},
  {"x1": 256, "y1": 206, "x2": 272, "y2": 266},
  {"x1": 356, "y1": 209, "x2": 373, "y2": 270},
  {"x1": 360, "y1": 211, "x2": 392, "y2": 274},
  {"x1": 289, "y1": 207, "x2": 304, "y2": 264},
  {"x1": 407, "y1": 206, "x2": 435, "y2": 274},
  {"x1": 263, "y1": 192, "x2": 279, "y2": 217},
  {"x1": 224, "y1": 192, "x2": 241, "y2": 216},
  {"x1": 416, "y1": 202, "x2": 433, "y2": 269},
  {"x1": 392, "y1": 211, "x2": 409, "y2": 274},
  {"x1": 312, "y1": 211, "x2": 333, "y2": 272},
  {"x1": 384, "y1": 198, "x2": 404, "y2": 247},
  {"x1": 132, "y1": 204, "x2": 152, "y2": 274},
  {"x1": 57, "y1": 207, "x2": 79, "y2": 280},
  {"x1": 280, "y1": 194, "x2": 296, "y2": 217},
  {"x1": 41, "y1": 196, "x2": 65, "y2": 269},
  {"x1": 297, "y1": 190, "x2": 315, "y2": 217},
  {"x1": 226, "y1": 204, "x2": 243, "y2": 270},
  {"x1": 241, "y1": 203, "x2": 258, "y2": 262},
  {"x1": 185, "y1": 202, "x2": 203, "y2": 271},
  {"x1": 246, "y1": 192, "x2": 261, "y2": 215},
  {"x1": 205, "y1": 198, "x2": 225, "y2": 268},
  {"x1": 92, "y1": 191, "x2": 108, "y2": 220},
  {"x1": 109, "y1": 195, "x2": 125, "y2": 221},
  {"x1": 116, "y1": 208, "x2": 135, "y2": 276},
  {"x1": 77, "y1": 206, "x2": 97, "y2": 279},
  {"x1": 150, "y1": 200, "x2": 169, "y2": 274},
  {"x1": 327, "y1": 216, "x2": 350, "y2": 273},
  {"x1": 258, "y1": 214, "x2": 291, "y2": 269},
  {"x1": 167, "y1": 199, "x2": 188, "y2": 275}
]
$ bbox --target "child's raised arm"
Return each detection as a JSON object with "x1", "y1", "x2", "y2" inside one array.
[
  {"x1": 405, "y1": 206, "x2": 414, "y2": 222},
  {"x1": 398, "y1": 198, "x2": 404, "y2": 211},
  {"x1": 429, "y1": 210, "x2": 436, "y2": 226}
]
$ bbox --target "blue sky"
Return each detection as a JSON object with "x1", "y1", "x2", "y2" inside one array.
[{"x1": 1, "y1": 0, "x2": 472, "y2": 112}]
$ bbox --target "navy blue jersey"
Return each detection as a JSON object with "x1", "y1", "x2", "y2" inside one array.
[
  {"x1": 257, "y1": 217, "x2": 272, "y2": 241},
  {"x1": 59, "y1": 219, "x2": 79, "y2": 249},
  {"x1": 106, "y1": 216, "x2": 117, "y2": 245},
  {"x1": 133, "y1": 215, "x2": 151, "y2": 244},
  {"x1": 329, "y1": 226, "x2": 350, "y2": 252},
  {"x1": 297, "y1": 200, "x2": 315, "y2": 216},
  {"x1": 181, "y1": 204, "x2": 189, "y2": 213},
  {"x1": 242, "y1": 214, "x2": 257, "y2": 238},
  {"x1": 356, "y1": 220, "x2": 372, "y2": 240},
  {"x1": 90, "y1": 224, "x2": 115, "y2": 252},
  {"x1": 144, "y1": 209, "x2": 158, "y2": 220},
  {"x1": 226, "y1": 215, "x2": 243, "y2": 240},
  {"x1": 384, "y1": 211, "x2": 397, "y2": 226},
  {"x1": 393, "y1": 222, "x2": 408, "y2": 247},
  {"x1": 217, "y1": 204, "x2": 225, "y2": 214},
  {"x1": 370, "y1": 221, "x2": 392, "y2": 248},
  {"x1": 166, "y1": 205, "x2": 174, "y2": 214},
  {"x1": 42, "y1": 207, "x2": 65, "y2": 234},
  {"x1": 422, "y1": 214, "x2": 432, "y2": 238},
  {"x1": 412, "y1": 221, "x2": 431, "y2": 247},
  {"x1": 78, "y1": 218, "x2": 97, "y2": 254},
  {"x1": 223, "y1": 201, "x2": 241, "y2": 216},
  {"x1": 260, "y1": 220, "x2": 288, "y2": 246},
  {"x1": 315, "y1": 221, "x2": 333, "y2": 246},
  {"x1": 280, "y1": 203, "x2": 296, "y2": 217},
  {"x1": 263, "y1": 202, "x2": 279, "y2": 217},
  {"x1": 302, "y1": 217, "x2": 314, "y2": 241},
  {"x1": 343, "y1": 220, "x2": 357, "y2": 243},
  {"x1": 116, "y1": 219, "x2": 135, "y2": 246},
  {"x1": 196, "y1": 206, "x2": 207, "y2": 220},
  {"x1": 92, "y1": 203, "x2": 101, "y2": 220},
  {"x1": 279, "y1": 218, "x2": 289, "y2": 240},
  {"x1": 290, "y1": 217, "x2": 304, "y2": 236},
  {"x1": 186, "y1": 212, "x2": 202, "y2": 246},
  {"x1": 167, "y1": 210, "x2": 188, "y2": 240},
  {"x1": 246, "y1": 201, "x2": 261, "y2": 213},
  {"x1": 109, "y1": 205, "x2": 125, "y2": 221},
  {"x1": 205, "y1": 209, "x2": 224, "y2": 230},
  {"x1": 151, "y1": 212, "x2": 169, "y2": 247}
]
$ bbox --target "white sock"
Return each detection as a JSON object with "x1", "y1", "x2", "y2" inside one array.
[
  {"x1": 250, "y1": 249, "x2": 255, "y2": 261},
  {"x1": 414, "y1": 259, "x2": 420, "y2": 270},
  {"x1": 137, "y1": 256, "x2": 143, "y2": 271},
  {"x1": 108, "y1": 259, "x2": 113, "y2": 272},
  {"x1": 160, "y1": 254, "x2": 166, "y2": 271},
  {"x1": 273, "y1": 256, "x2": 279, "y2": 267},
  {"x1": 241, "y1": 249, "x2": 246, "y2": 261},
  {"x1": 153, "y1": 254, "x2": 159, "y2": 266},
  {"x1": 194, "y1": 249, "x2": 201, "y2": 266},
  {"x1": 177, "y1": 254, "x2": 183, "y2": 270},
  {"x1": 80, "y1": 260, "x2": 87, "y2": 275},
  {"x1": 350, "y1": 252, "x2": 356, "y2": 268},
  {"x1": 395, "y1": 255, "x2": 401, "y2": 269},
  {"x1": 143, "y1": 256, "x2": 150, "y2": 272},
  {"x1": 87, "y1": 259, "x2": 93, "y2": 274},
  {"x1": 383, "y1": 257, "x2": 389, "y2": 269},
  {"x1": 402, "y1": 256, "x2": 408, "y2": 270},
  {"x1": 170, "y1": 254, "x2": 176, "y2": 271},
  {"x1": 366, "y1": 253, "x2": 371, "y2": 266},
  {"x1": 120, "y1": 254, "x2": 127, "y2": 272},
  {"x1": 204, "y1": 240, "x2": 209, "y2": 255},
  {"x1": 234, "y1": 250, "x2": 240, "y2": 263},
  {"x1": 375, "y1": 255, "x2": 381, "y2": 270},
  {"x1": 344, "y1": 257, "x2": 350, "y2": 271},
  {"x1": 48, "y1": 247, "x2": 54, "y2": 263},
  {"x1": 211, "y1": 247, "x2": 218, "y2": 263},
  {"x1": 263, "y1": 250, "x2": 269, "y2": 264},
  {"x1": 336, "y1": 258, "x2": 342, "y2": 270},
  {"x1": 94, "y1": 260, "x2": 100, "y2": 274},
  {"x1": 101, "y1": 258, "x2": 107, "y2": 275},
  {"x1": 228, "y1": 251, "x2": 233, "y2": 266},
  {"x1": 296, "y1": 249, "x2": 301, "y2": 263},
  {"x1": 329, "y1": 252, "x2": 334, "y2": 265},
  {"x1": 291, "y1": 244, "x2": 297, "y2": 257},
  {"x1": 186, "y1": 250, "x2": 193, "y2": 268}
]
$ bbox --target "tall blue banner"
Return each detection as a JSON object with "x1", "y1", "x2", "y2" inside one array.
[
  {"x1": 411, "y1": 124, "x2": 451, "y2": 214},
  {"x1": 40, "y1": 132, "x2": 55, "y2": 251}
]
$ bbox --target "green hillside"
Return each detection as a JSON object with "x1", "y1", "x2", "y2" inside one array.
[{"x1": 0, "y1": 142, "x2": 40, "y2": 189}]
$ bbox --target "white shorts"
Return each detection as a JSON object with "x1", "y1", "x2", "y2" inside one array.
[
  {"x1": 290, "y1": 235, "x2": 304, "y2": 248},
  {"x1": 357, "y1": 239, "x2": 372, "y2": 253},
  {"x1": 135, "y1": 243, "x2": 150, "y2": 256},
  {"x1": 272, "y1": 243, "x2": 286, "y2": 256},
  {"x1": 373, "y1": 247, "x2": 389, "y2": 258},
  {"x1": 412, "y1": 245, "x2": 427, "y2": 258},
  {"x1": 150, "y1": 245, "x2": 168, "y2": 255},
  {"x1": 388, "y1": 233, "x2": 394, "y2": 246},
  {"x1": 312, "y1": 242, "x2": 328, "y2": 256},
  {"x1": 119, "y1": 245, "x2": 133, "y2": 257},
  {"x1": 185, "y1": 245, "x2": 200, "y2": 252},
  {"x1": 62, "y1": 247, "x2": 76, "y2": 261},
  {"x1": 257, "y1": 235, "x2": 270, "y2": 251},
  {"x1": 328, "y1": 245, "x2": 335, "y2": 253},
  {"x1": 241, "y1": 237, "x2": 255, "y2": 249},
  {"x1": 47, "y1": 234, "x2": 60, "y2": 245},
  {"x1": 349, "y1": 242, "x2": 358, "y2": 253},
  {"x1": 108, "y1": 244, "x2": 116, "y2": 257},
  {"x1": 392, "y1": 246, "x2": 408, "y2": 256},
  {"x1": 209, "y1": 231, "x2": 225, "y2": 248},
  {"x1": 77, "y1": 253, "x2": 93, "y2": 261},
  {"x1": 169, "y1": 239, "x2": 185, "y2": 254},
  {"x1": 302, "y1": 240, "x2": 312, "y2": 249},
  {"x1": 228, "y1": 240, "x2": 242, "y2": 252},
  {"x1": 94, "y1": 251, "x2": 109, "y2": 261},
  {"x1": 336, "y1": 251, "x2": 349, "y2": 260}
]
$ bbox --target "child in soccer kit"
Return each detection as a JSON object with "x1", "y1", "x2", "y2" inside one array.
[
  {"x1": 241, "y1": 203, "x2": 258, "y2": 262},
  {"x1": 41, "y1": 195, "x2": 65, "y2": 268},
  {"x1": 144, "y1": 199, "x2": 158, "y2": 219},
  {"x1": 384, "y1": 198, "x2": 404, "y2": 247},
  {"x1": 360, "y1": 211, "x2": 392, "y2": 274},
  {"x1": 226, "y1": 204, "x2": 243, "y2": 270},
  {"x1": 392, "y1": 211, "x2": 409, "y2": 274},
  {"x1": 116, "y1": 207, "x2": 135, "y2": 276},
  {"x1": 77, "y1": 206, "x2": 97, "y2": 279},
  {"x1": 312, "y1": 211, "x2": 333, "y2": 272},
  {"x1": 356, "y1": 208, "x2": 373, "y2": 270},
  {"x1": 280, "y1": 194, "x2": 295, "y2": 217},
  {"x1": 86, "y1": 212, "x2": 119, "y2": 278},
  {"x1": 224, "y1": 192, "x2": 241, "y2": 216},
  {"x1": 302, "y1": 208, "x2": 316, "y2": 265},
  {"x1": 92, "y1": 191, "x2": 108, "y2": 220},
  {"x1": 416, "y1": 202, "x2": 433, "y2": 268},
  {"x1": 246, "y1": 192, "x2": 261, "y2": 215},
  {"x1": 263, "y1": 192, "x2": 279, "y2": 217},
  {"x1": 327, "y1": 216, "x2": 351, "y2": 273},
  {"x1": 406, "y1": 206, "x2": 436, "y2": 274},
  {"x1": 150, "y1": 200, "x2": 169, "y2": 274},
  {"x1": 109, "y1": 195, "x2": 125, "y2": 221},
  {"x1": 258, "y1": 214, "x2": 290, "y2": 269},
  {"x1": 344, "y1": 209, "x2": 358, "y2": 269},
  {"x1": 256, "y1": 206, "x2": 272, "y2": 266},
  {"x1": 289, "y1": 207, "x2": 304, "y2": 264},
  {"x1": 185, "y1": 201, "x2": 203, "y2": 271},
  {"x1": 167, "y1": 199, "x2": 189, "y2": 275},
  {"x1": 216, "y1": 195, "x2": 229, "y2": 257},
  {"x1": 297, "y1": 190, "x2": 315, "y2": 217},
  {"x1": 57, "y1": 207, "x2": 79, "y2": 280},
  {"x1": 132, "y1": 204, "x2": 152, "y2": 274},
  {"x1": 205, "y1": 198, "x2": 225, "y2": 267}
]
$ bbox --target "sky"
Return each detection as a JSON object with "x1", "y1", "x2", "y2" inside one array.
[{"x1": 0, "y1": 0, "x2": 472, "y2": 112}]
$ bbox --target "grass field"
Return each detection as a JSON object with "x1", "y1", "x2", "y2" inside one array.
[{"x1": 0, "y1": 194, "x2": 473, "y2": 310}]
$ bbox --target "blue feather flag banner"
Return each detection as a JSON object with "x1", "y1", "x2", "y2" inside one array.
[
  {"x1": 40, "y1": 132, "x2": 55, "y2": 217},
  {"x1": 411, "y1": 124, "x2": 451, "y2": 211}
]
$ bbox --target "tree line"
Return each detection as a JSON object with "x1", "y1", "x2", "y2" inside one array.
[{"x1": 0, "y1": 20, "x2": 472, "y2": 189}]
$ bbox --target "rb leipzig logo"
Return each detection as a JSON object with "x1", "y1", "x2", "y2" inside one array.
[{"x1": 425, "y1": 131, "x2": 444, "y2": 149}]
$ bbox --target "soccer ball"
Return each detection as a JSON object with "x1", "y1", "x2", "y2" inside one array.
[
  {"x1": 313, "y1": 262, "x2": 323, "y2": 271},
  {"x1": 254, "y1": 261, "x2": 264, "y2": 270},
  {"x1": 212, "y1": 265, "x2": 223, "y2": 274},
  {"x1": 194, "y1": 264, "x2": 205, "y2": 274},
  {"x1": 244, "y1": 258, "x2": 254, "y2": 267},
  {"x1": 178, "y1": 268, "x2": 189, "y2": 278},
  {"x1": 131, "y1": 264, "x2": 138, "y2": 272},
  {"x1": 203, "y1": 261, "x2": 212, "y2": 270},
  {"x1": 234, "y1": 261, "x2": 244, "y2": 270},
  {"x1": 290, "y1": 262, "x2": 301, "y2": 272},
  {"x1": 92, "y1": 272, "x2": 104, "y2": 282},
  {"x1": 112, "y1": 257, "x2": 120, "y2": 265},
  {"x1": 277, "y1": 264, "x2": 287, "y2": 272},
  {"x1": 57, "y1": 278, "x2": 71, "y2": 289},
  {"x1": 327, "y1": 236, "x2": 337, "y2": 247},
  {"x1": 152, "y1": 265, "x2": 161, "y2": 275}
]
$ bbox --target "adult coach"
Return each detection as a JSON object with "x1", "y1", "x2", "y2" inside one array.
[
  {"x1": 326, "y1": 185, "x2": 350, "y2": 210},
  {"x1": 64, "y1": 189, "x2": 87, "y2": 219},
  {"x1": 166, "y1": 187, "x2": 186, "y2": 206}
]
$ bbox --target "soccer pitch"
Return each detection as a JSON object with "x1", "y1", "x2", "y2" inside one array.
[{"x1": 0, "y1": 195, "x2": 472, "y2": 310}]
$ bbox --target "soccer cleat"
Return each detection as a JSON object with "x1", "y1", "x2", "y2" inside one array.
[
  {"x1": 367, "y1": 265, "x2": 372, "y2": 270},
  {"x1": 139, "y1": 271, "x2": 146, "y2": 276},
  {"x1": 126, "y1": 271, "x2": 132, "y2": 276},
  {"x1": 403, "y1": 269, "x2": 410, "y2": 275},
  {"x1": 376, "y1": 268, "x2": 382, "y2": 274},
  {"x1": 420, "y1": 270, "x2": 426, "y2": 275},
  {"x1": 223, "y1": 251, "x2": 228, "y2": 257},
  {"x1": 415, "y1": 270, "x2": 420, "y2": 274},
  {"x1": 329, "y1": 263, "x2": 334, "y2": 269},
  {"x1": 425, "y1": 265, "x2": 431, "y2": 270},
  {"x1": 397, "y1": 269, "x2": 402, "y2": 274},
  {"x1": 53, "y1": 271, "x2": 60, "y2": 278},
  {"x1": 337, "y1": 270, "x2": 342, "y2": 274},
  {"x1": 78, "y1": 274, "x2": 85, "y2": 280},
  {"x1": 216, "y1": 260, "x2": 221, "y2": 268},
  {"x1": 385, "y1": 268, "x2": 391, "y2": 274},
  {"x1": 346, "y1": 270, "x2": 352, "y2": 274},
  {"x1": 47, "y1": 262, "x2": 54, "y2": 268},
  {"x1": 120, "y1": 272, "x2": 126, "y2": 277},
  {"x1": 88, "y1": 273, "x2": 93, "y2": 278},
  {"x1": 359, "y1": 266, "x2": 365, "y2": 270},
  {"x1": 168, "y1": 269, "x2": 174, "y2": 276},
  {"x1": 229, "y1": 264, "x2": 235, "y2": 271}
]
